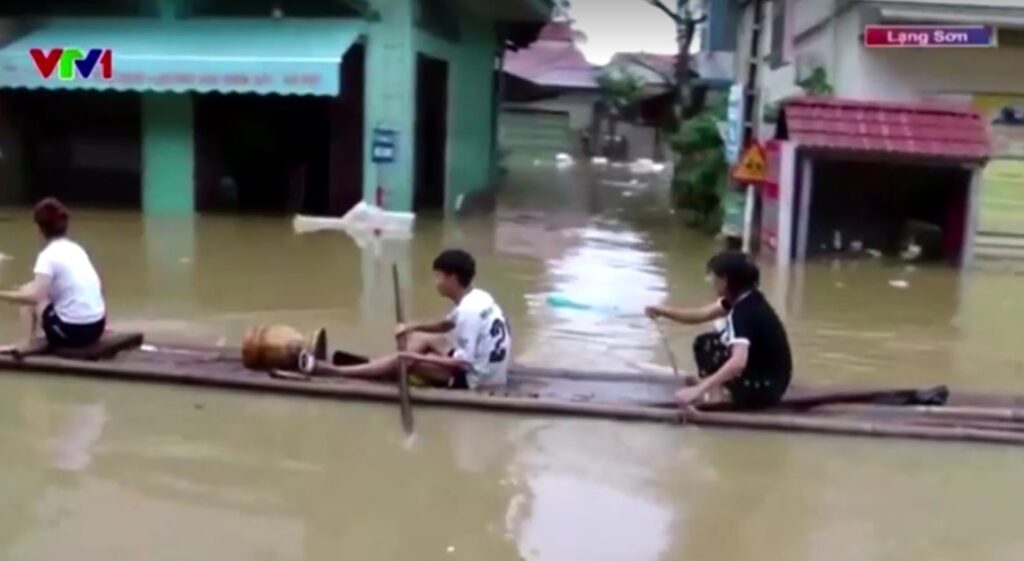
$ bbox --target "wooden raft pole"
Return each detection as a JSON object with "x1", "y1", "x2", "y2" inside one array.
[
  {"x1": 638, "y1": 387, "x2": 951, "y2": 411},
  {"x1": 813, "y1": 403, "x2": 1024, "y2": 423},
  {"x1": 711, "y1": 387, "x2": 949, "y2": 412},
  {"x1": 687, "y1": 410, "x2": 1024, "y2": 446},
  {"x1": 392, "y1": 264, "x2": 414, "y2": 435},
  {"x1": 3, "y1": 352, "x2": 1024, "y2": 446},
  {"x1": 910, "y1": 418, "x2": 1024, "y2": 433}
]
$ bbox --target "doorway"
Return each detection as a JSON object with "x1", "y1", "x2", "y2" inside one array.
[
  {"x1": 194, "y1": 93, "x2": 331, "y2": 214},
  {"x1": 3, "y1": 90, "x2": 142, "y2": 208},
  {"x1": 414, "y1": 53, "x2": 449, "y2": 212},
  {"x1": 807, "y1": 159, "x2": 971, "y2": 264}
]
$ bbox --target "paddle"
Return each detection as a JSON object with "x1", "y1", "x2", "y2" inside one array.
[
  {"x1": 392, "y1": 264, "x2": 415, "y2": 435},
  {"x1": 545, "y1": 294, "x2": 634, "y2": 315},
  {"x1": 651, "y1": 319, "x2": 681, "y2": 377}
]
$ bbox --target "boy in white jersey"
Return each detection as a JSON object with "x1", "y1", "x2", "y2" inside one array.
[{"x1": 323, "y1": 249, "x2": 510, "y2": 389}]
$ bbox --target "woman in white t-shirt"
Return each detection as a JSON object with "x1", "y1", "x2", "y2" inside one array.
[{"x1": 0, "y1": 198, "x2": 106, "y2": 349}]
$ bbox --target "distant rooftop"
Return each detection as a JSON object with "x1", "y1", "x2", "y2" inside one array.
[
  {"x1": 504, "y1": 22, "x2": 598, "y2": 89},
  {"x1": 537, "y1": 21, "x2": 576, "y2": 42},
  {"x1": 609, "y1": 52, "x2": 676, "y2": 75}
]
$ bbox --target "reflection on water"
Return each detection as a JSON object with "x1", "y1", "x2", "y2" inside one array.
[
  {"x1": 519, "y1": 226, "x2": 669, "y2": 369},
  {"x1": 2, "y1": 164, "x2": 1024, "y2": 560},
  {"x1": 48, "y1": 403, "x2": 107, "y2": 472}
]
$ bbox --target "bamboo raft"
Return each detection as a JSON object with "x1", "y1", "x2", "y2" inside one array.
[{"x1": 2, "y1": 331, "x2": 1024, "y2": 446}]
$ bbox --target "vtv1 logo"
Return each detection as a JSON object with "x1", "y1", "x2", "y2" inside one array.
[{"x1": 29, "y1": 48, "x2": 113, "y2": 81}]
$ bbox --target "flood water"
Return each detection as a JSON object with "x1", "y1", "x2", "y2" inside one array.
[{"x1": 1, "y1": 163, "x2": 1024, "y2": 560}]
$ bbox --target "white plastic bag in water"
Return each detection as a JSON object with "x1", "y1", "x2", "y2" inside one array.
[{"x1": 293, "y1": 202, "x2": 415, "y2": 240}]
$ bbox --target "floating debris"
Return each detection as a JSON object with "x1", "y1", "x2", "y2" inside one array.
[
  {"x1": 599, "y1": 178, "x2": 643, "y2": 188},
  {"x1": 900, "y1": 241, "x2": 923, "y2": 261},
  {"x1": 51, "y1": 404, "x2": 107, "y2": 472},
  {"x1": 889, "y1": 279, "x2": 910, "y2": 289},
  {"x1": 628, "y1": 158, "x2": 666, "y2": 174}
]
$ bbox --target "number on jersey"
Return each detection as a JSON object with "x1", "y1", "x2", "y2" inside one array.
[{"x1": 488, "y1": 319, "x2": 507, "y2": 363}]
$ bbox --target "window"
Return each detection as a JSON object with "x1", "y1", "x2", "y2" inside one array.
[{"x1": 768, "y1": 0, "x2": 788, "y2": 69}]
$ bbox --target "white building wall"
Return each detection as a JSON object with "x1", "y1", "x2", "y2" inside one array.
[
  {"x1": 829, "y1": 9, "x2": 1024, "y2": 100},
  {"x1": 737, "y1": 0, "x2": 1024, "y2": 104},
  {"x1": 731, "y1": 0, "x2": 1024, "y2": 245},
  {"x1": 505, "y1": 91, "x2": 598, "y2": 131}
]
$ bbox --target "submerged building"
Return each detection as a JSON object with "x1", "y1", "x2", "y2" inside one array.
[
  {"x1": 0, "y1": 0, "x2": 551, "y2": 216},
  {"x1": 728, "y1": 0, "x2": 1024, "y2": 261}
]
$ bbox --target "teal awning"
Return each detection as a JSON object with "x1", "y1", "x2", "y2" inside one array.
[{"x1": 0, "y1": 18, "x2": 364, "y2": 96}]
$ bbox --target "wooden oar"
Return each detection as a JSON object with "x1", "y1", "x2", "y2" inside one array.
[
  {"x1": 392, "y1": 264, "x2": 415, "y2": 435},
  {"x1": 652, "y1": 319, "x2": 680, "y2": 377}
]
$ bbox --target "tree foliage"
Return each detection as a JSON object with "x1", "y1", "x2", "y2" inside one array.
[
  {"x1": 640, "y1": 0, "x2": 724, "y2": 230},
  {"x1": 764, "y1": 66, "x2": 834, "y2": 123},
  {"x1": 596, "y1": 70, "x2": 645, "y2": 119},
  {"x1": 797, "y1": 66, "x2": 834, "y2": 96},
  {"x1": 669, "y1": 98, "x2": 728, "y2": 231}
]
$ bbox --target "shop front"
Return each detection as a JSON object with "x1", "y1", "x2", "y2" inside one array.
[
  {"x1": 763, "y1": 97, "x2": 991, "y2": 269},
  {"x1": 0, "y1": 17, "x2": 366, "y2": 215}
]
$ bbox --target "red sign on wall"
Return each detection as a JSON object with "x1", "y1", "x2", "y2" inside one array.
[
  {"x1": 863, "y1": 25, "x2": 997, "y2": 48},
  {"x1": 759, "y1": 141, "x2": 782, "y2": 257}
]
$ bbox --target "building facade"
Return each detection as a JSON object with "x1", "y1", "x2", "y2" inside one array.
[
  {"x1": 500, "y1": 21, "x2": 599, "y2": 163},
  {"x1": 0, "y1": 0, "x2": 550, "y2": 216},
  {"x1": 733, "y1": 0, "x2": 1024, "y2": 241}
]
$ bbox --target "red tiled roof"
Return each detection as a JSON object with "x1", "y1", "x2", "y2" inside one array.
[
  {"x1": 606, "y1": 52, "x2": 677, "y2": 85},
  {"x1": 779, "y1": 97, "x2": 991, "y2": 162}
]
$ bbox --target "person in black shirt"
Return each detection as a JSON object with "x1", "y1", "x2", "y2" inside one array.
[{"x1": 645, "y1": 251, "x2": 792, "y2": 409}]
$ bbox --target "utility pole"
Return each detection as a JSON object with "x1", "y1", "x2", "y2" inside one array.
[{"x1": 739, "y1": 0, "x2": 765, "y2": 254}]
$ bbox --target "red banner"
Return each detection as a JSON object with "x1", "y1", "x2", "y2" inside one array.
[{"x1": 760, "y1": 141, "x2": 782, "y2": 256}]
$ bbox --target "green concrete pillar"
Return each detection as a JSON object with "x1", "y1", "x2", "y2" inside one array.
[
  {"x1": 142, "y1": 93, "x2": 194, "y2": 214},
  {"x1": 364, "y1": 0, "x2": 417, "y2": 212}
]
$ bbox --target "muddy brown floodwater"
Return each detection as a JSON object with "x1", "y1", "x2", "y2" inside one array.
[{"x1": 1, "y1": 164, "x2": 1024, "y2": 561}]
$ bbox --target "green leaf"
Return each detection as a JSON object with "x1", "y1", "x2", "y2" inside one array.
[{"x1": 667, "y1": 96, "x2": 729, "y2": 229}]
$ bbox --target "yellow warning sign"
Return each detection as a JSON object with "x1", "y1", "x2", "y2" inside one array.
[{"x1": 731, "y1": 142, "x2": 768, "y2": 184}]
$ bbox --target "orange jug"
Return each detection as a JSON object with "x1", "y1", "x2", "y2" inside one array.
[{"x1": 241, "y1": 325, "x2": 327, "y2": 371}]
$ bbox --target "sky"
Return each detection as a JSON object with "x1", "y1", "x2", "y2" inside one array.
[{"x1": 570, "y1": 0, "x2": 679, "y2": 63}]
